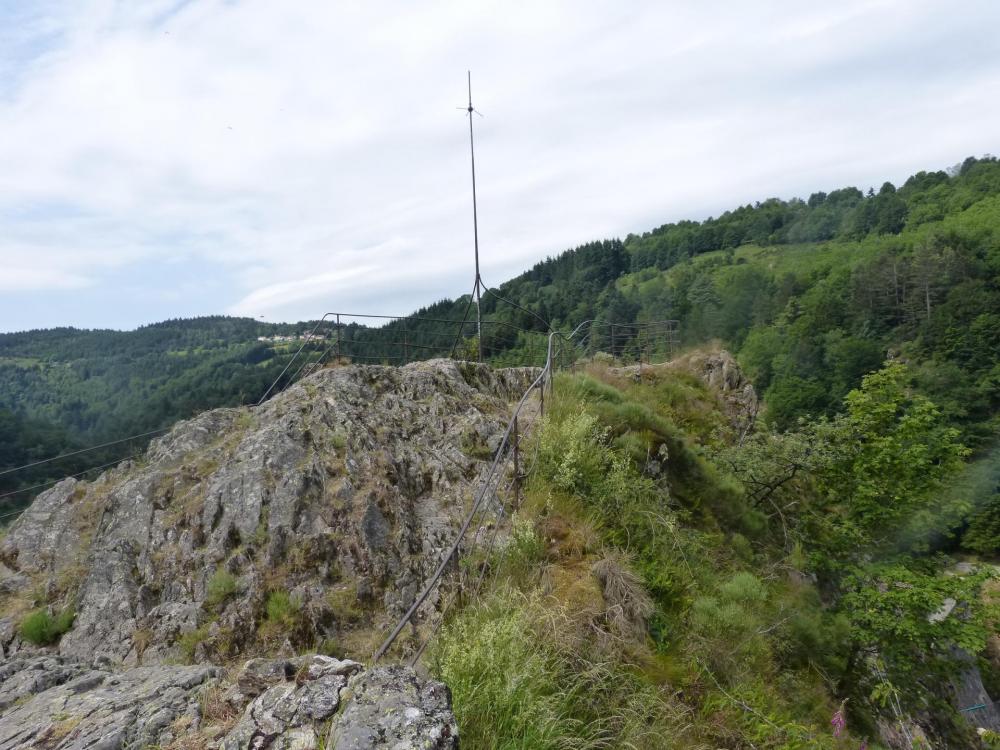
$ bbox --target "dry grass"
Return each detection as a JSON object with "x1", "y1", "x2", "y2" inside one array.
[
  {"x1": 36, "y1": 716, "x2": 81, "y2": 748},
  {"x1": 132, "y1": 627, "x2": 154, "y2": 660},
  {"x1": 591, "y1": 550, "x2": 655, "y2": 640},
  {"x1": 163, "y1": 679, "x2": 240, "y2": 750}
]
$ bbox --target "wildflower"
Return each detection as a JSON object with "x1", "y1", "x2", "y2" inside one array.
[{"x1": 831, "y1": 699, "x2": 848, "y2": 738}]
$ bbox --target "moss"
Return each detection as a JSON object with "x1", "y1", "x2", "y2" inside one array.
[{"x1": 459, "y1": 428, "x2": 495, "y2": 460}]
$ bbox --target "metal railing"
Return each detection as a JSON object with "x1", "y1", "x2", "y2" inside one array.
[
  {"x1": 372, "y1": 318, "x2": 680, "y2": 664},
  {"x1": 256, "y1": 312, "x2": 680, "y2": 407},
  {"x1": 256, "y1": 312, "x2": 554, "y2": 406}
]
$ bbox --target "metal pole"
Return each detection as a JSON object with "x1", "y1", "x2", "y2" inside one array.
[
  {"x1": 336, "y1": 314, "x2": 342, "y2": 360},
  {"x1": 512, "y1": 416, "x2": 521, "y2": 510},
  {"x1": 639, "y1": 325, "x2": 644, "y2": 376},
  {"x1": 466, "y1": 71, "x2": 483, "y2": 363}
]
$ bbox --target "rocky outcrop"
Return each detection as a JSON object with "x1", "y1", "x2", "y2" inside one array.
[
  {"x1": 0, "y1": 653, "x2": 457, "y2": 749},
  {"x1": 0, "y1": 359, "x2": 535, "y2": 667},
  {"x1": 331, "y1": 665, "x2": 457, "y2": 749},
  {"x1": 0, "y1": 655, "x2": 219, "y2": 748},
  {"x1": 223, "y1": 654, "x2": 363, "y2": 748},
  {"x1": 671, "y1": 349, "x2": 758, "y2": 435}
]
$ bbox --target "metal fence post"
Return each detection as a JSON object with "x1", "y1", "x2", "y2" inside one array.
[
  {"x1": 512, "y1": 416, "x2": 521, "y2": 510},
  {"x1": 336, "y1": 314, "x2": 342, "y2": 359}
]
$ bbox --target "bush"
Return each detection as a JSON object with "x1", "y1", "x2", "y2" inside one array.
[
  {"x1": 20, "y1": 606, "x2": 75, "y2": 646},
  {"x1": 537, "y1": 411, "x2": 610, "y2": 495},
  {"x1": 205, "y1": 568, "x2": 237, "y2": 609}
]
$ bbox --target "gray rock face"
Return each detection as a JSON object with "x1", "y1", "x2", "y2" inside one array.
[
  {"x1": 223, "y1": 655, "x2": 363, "y2": 749},
  {"x1": 220, "y1": 658, "x2": 456, "y2": 750},
  {"x1": 330, "y1": 666, "x2": 458, "y2": 750},
  {"x1": 0, "y1": 653, "x2": 456, "y2": 750},
  {"x1": 0, "y1": 360, "x2": 536, "y2": 665},
  {"x1": 0, "y1": 655, "x2": 218, "y2": 749}
]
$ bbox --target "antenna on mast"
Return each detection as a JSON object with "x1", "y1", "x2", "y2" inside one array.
[{"x1": 464, "y1": 70, "x2": 484, "y2": 362}]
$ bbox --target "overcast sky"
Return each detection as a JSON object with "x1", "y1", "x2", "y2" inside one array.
[{"x1": 1, "y1": 0, "x2": 998, "y2": 333}]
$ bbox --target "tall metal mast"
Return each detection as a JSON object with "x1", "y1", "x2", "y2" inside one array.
[{"x1": 465, "y1": 70, "x2": 484, "y2": 362}]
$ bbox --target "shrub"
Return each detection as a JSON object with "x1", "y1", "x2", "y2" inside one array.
[
  {"x1": 205, "y1": 568, "x2": 237, "y2": 609},
  {"x1": 505, "y1": 516, "x2": 546, "y2": 578},
  {"x1": 537, "y1": 411, "x2": 609, "y2": 495},
  {"x1": 963, "y1": 492, "x2": 1000, "y2": 555},
  {"x1": 20, "y1": 606, "x2": 75, "y2": 646}
]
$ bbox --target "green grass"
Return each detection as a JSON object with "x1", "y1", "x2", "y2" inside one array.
[
  {"x1": 429, "y1": 364, "x2": 871, "y2": 749},
  {"x1": 19, "y1": 607, "x2": 75, "y2": 645},
  {"x1": 178, "y1": 625, "x2": 210, "y2": 662},
  {"x1": 204, "y1": 568, "x2": 238, "y2": 609},
  {"x1": 265, "y1": 590, "x2": 301, "y2": 626},
  {"x1": 432, "y1": 588, "x2": 680, "y2": 750}
]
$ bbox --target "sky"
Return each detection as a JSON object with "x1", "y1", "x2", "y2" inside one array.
[{"x1": 0, "y1": 0, "x2": 998, "y2": 333}]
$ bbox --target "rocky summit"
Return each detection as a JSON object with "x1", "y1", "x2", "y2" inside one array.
[{"x1": 0, "y1": 358, "x2": 537, "y2": 747}]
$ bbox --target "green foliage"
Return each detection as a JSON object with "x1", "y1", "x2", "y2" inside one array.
[
  {"x1": 537, "y1": 410, "x2": 610, "y2": 497},
  {"x1": 812, "y1": 362, "x2": 970, "y2": 557},
  {"x1": 963, "y1": 492, "x2": 1000, "y2": 554},
  {"x1": 432, "y1": 588, "x2": 680, "y2": 750},
  {"x1": 19, "y1": 606, "x2": 75, "y2": 646},
  {"x1": 178, "y1": 625, "x2": 209, "y2": 662},
  {"x1": 841, "y1": 562, "x2": 995, "y2": 681},
  {"x1": 204, "y1": 568, "x2": 238, "y2": 609},
  {"x1": 503, "y1": 516, "x2": 546, "y2": 582},
  {"x1": 265, "y1": 590, "x2": 301, "y2": 627}
]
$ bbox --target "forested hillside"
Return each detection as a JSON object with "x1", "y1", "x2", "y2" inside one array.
[{"x1": 3, "y1": 155, "x2": 998, "y2": 520}]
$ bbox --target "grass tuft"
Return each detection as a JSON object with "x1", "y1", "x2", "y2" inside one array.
[{"x1": 19, "y1": 606, "x2": 75, "y2": 646}]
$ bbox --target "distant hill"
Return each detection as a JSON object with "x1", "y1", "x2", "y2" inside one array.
[{"x1": 3, "y1": 154, "x2": 998, "y2": 508}]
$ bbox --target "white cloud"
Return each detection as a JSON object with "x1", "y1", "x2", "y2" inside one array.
[
  {"x1": 0, "y1": 267, "x2": 92, "y2": 292},
  {"x1": 0, "y1": 0, "x2": 998, "y2": 329}
]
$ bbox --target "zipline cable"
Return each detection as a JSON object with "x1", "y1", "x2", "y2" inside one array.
[
  {"x1": 0, "y1": 429, "x2": 167, "y2": 477},
  {"x1": 0, "y1": 452, "x2": 141, "y2": 506}
]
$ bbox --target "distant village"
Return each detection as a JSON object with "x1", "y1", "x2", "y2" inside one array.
[{"x1": 256, "y1": 333, "x2": 326, "y2": 343}]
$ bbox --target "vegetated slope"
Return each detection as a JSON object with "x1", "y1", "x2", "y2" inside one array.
[
  {"x1": 0, "y1": 317, "x2": 299, "y2": 507},
  {"x1": 431, "y1": 354, "x2": 1000, "y2": 749},
  {"x1": 1, "y1": 341, "x2": 997, "y2": 748}
]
